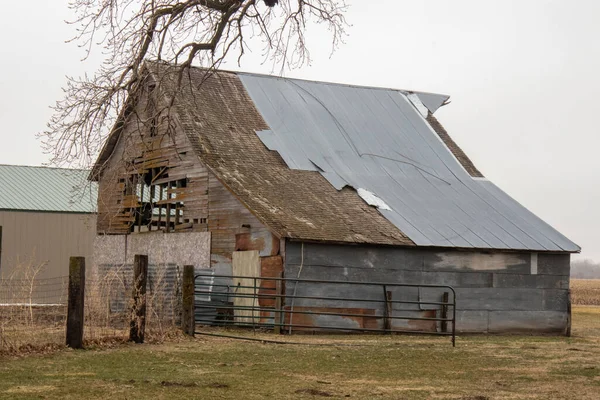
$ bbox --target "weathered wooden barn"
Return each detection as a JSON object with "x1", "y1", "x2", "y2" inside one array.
[
  {"x1": 91, "y1": 63, "x2": 579, "y2": 334},
  {"x1": 0, "y1": 165, "x2": 96, "y2": 280}
]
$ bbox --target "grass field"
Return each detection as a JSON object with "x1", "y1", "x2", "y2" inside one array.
[{"x1": 0, "y1": 306, "x2": 599, "y2": 400}]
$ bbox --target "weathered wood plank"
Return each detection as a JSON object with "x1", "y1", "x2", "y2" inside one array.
[
  {"x1": 493, "y1": 274, "x2": 569, "y2": 289},
  {"x1": 537, "y1": 253, "x2": 570, "y2": 275},
  {"x1": 488, "y1": 311, "x2": 567, "y2": 333},
  {"x1": 66, "y1": 257, "x2": 85, "y2": 349}
]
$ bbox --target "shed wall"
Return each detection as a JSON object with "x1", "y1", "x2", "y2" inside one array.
[
  {"x1": 284, "y1": 241, "x2": 570, "y2": 334},
  {"x1": 0, "y1": 211, "x2": 96, "y2": 279}
]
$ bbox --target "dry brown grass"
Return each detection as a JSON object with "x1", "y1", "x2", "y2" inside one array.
[
  {"x1": 571, "y1": 278, "x2": 600, "y2": 305},
  {"x1": 0, "y1": 306, "x2": 599, "y2": 399},
  {"x1": 1, "y1": 261, "x2": 181, "y2": 356}
]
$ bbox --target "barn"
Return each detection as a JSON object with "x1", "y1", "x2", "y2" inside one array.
[
  {"x1": 91, "y1": 63, "x2": 579, "y2": 334},
  {"x1": 0, "y1": 164, "x2": 96, "y2": 282}
]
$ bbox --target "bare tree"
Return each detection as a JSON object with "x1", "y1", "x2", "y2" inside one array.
[{"x1": 41, "y1": 0, "x2": 348, "y2": 168}]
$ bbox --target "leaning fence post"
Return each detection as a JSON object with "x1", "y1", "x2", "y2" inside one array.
[
  {"x1": 129, "y1": 254, "x2": 148, "y2": 343},
  {"x1": 66, "y1": 256, "x2": 85, "y2": 349},
  {"x1": 181, "y1": 265, "x2": 195, "y2": 336}
]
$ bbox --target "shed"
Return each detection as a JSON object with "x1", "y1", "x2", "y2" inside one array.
[
  {"x1": 91, "y1": 63, "x2": 579, "y2": 334},
  {"x1": 0, "y1": 165, "x2": 97, "y2": 281}
]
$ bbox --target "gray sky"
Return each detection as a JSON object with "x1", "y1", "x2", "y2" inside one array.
[{"x1": 0, "y1": 0, "x2": 597, "y2": 261}]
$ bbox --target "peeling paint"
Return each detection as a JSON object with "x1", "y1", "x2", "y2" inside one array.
[{"x1": 431, "y1": 252, "x2": 526, "y2": 271}]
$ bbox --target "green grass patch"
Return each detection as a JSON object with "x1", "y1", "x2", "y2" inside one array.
[{"x1": 0, "y1": 307, "x2": 599, "y2": 399}]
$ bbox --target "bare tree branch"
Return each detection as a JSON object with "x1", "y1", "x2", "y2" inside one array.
[{"x1": 41, "y1": 0, "x2": 348, "y2": 168}]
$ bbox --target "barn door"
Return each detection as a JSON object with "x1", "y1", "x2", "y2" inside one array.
[{"x1": 231, "y1": 251, "x2": 260, "y2": 324}]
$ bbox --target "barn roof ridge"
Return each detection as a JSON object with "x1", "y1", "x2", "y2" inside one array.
[{"x1": 146, "y1": 60, "x2": 451, "y2": 102}]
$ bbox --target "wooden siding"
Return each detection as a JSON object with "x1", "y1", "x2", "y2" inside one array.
[
  {"x1": 97, "y1": 84, "x2": 210, "y2": 235},
  {"x1": 96, "y1": 80, "x2": 279, "y2": 273},
  {"x1": 0, "y1": 211, "x2": 95, "y2": 279},
  {"x1": 208, "y1": 173, "x2": 275, "y2": 268}
]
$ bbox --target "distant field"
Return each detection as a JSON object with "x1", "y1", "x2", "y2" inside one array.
[
  {"x1": 1, "y1": 306, "x2": 599, "y2": 400},
  {"x1": 571, "y1": 279, "x2": 600, "y2": 305}
]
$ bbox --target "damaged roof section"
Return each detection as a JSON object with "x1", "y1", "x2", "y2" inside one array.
[
  {"x1": 144, "y1": 64, "x2": 414, "y2": 247},
  {"x1": 238, "y1": 73, "x2": 579, "y2": 252}
]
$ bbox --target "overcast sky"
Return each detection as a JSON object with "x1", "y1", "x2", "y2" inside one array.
[{"x1": 0, "y1": 0, "x2": 597, "y2": 261}]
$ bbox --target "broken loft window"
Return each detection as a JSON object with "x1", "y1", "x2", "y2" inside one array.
[{"x1": 117, "y1": 167, "x2": 190, "y2": 233}]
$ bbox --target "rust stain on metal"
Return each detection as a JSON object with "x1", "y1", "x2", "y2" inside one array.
[
  {"x1": 282, "y1": 307, "x2": 377, "y2": 331},
  {"x1": 405, "y1": 310, "x2": 437, "y2": 332},
  {"x1": 235, "y1": 231, "x2": 280, "y2": 256},
  {"x1": 258, "y1": 256, "x2": 283, "y2": 308}
]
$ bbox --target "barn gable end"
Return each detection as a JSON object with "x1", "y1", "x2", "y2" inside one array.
[{"x1": 95, "y1": 79, "x2": 279, "y2": 273}]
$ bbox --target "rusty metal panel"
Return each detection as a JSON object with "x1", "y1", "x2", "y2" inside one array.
[
  {"x1": 282, "y1": 306, "x2": 379, "y2": 331},
  {"x1": 283, "y1": 241, "x2": 570, "y2": 334},
  {"x1": 235, "y1": 231, "x2": 280, "y2": 256},
  {"x1": 259, "y1": 256, "x2": 283, "y2": 308}
]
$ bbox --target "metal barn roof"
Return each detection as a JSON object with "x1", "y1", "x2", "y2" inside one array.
[
  {"x1": 93, "y1": 63, "x2": 579, "y2": 252},
  {"x1": 0, "y1": 165, "x2": 97, "y2": 213},
  {"x1": 237, "y1": 73, "x2": 580, "y2": 252}
]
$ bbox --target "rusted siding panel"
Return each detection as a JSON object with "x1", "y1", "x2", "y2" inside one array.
[
  {"x1": 283, "y1": 306, "x2": 378, "y2": 332},
  {"x1": 235, "y1": 231, "x2": 280, "y2": 256},
  {"x1": 258, "y1": 255, "x2": 283, "y2": 308},
  {"x1": 0, "y1": 211, "x2": 95, "y2": 279},
  {"x1": 284, "y1": 241, "x2": 571, "y2": 334}
]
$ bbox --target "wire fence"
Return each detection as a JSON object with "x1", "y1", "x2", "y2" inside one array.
[
  {"x1": 0, "y1": 266, "x2": 183, "y2": 354},
  {"x1": 0, "y1": 276, "x2": 68, "y2": 352}
]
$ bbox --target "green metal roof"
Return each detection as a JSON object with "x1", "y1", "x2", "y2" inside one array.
[{"x1": 0, "y1": 165, "x2": 97, "y2": 213}]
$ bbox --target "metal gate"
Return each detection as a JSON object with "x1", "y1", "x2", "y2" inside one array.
[{"x1": 194, "y1": 273, "x2": 456, "y2": 346}]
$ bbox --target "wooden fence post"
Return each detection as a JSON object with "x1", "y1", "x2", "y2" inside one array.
[
  {"x1": 383, "y1": 287, "x2": 392, "y2": 333},
  {"x1": 441, "y1": 292, "x2": 449, "y2": 333},
  {"x1": 565, "y1": 289, "x2": 572, "y2": 337},
  {"x1": 181, "y1": 265, "x2": 195, "y2": 336},
  {"x1": 129, "y1": 254, "x2": 148, "y2": 343},
  {"x1": 66, "y1": 256, "x2": 85, "y2": 349}
]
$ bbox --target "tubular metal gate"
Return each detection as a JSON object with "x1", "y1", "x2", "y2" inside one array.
[{"x1": 194, "y1": 274, "x2": 456, "y2": 346}]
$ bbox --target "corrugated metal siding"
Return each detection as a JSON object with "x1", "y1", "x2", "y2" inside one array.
[
  {"x1": 238, "y1": 74, "x2": 580, "y2": 252},
  {"x1": 0, "y1": 165, "x2": 97, "y2": 213},
  {"x1": 0, "y1": 211, "x2": 96, "y2": 278}
]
